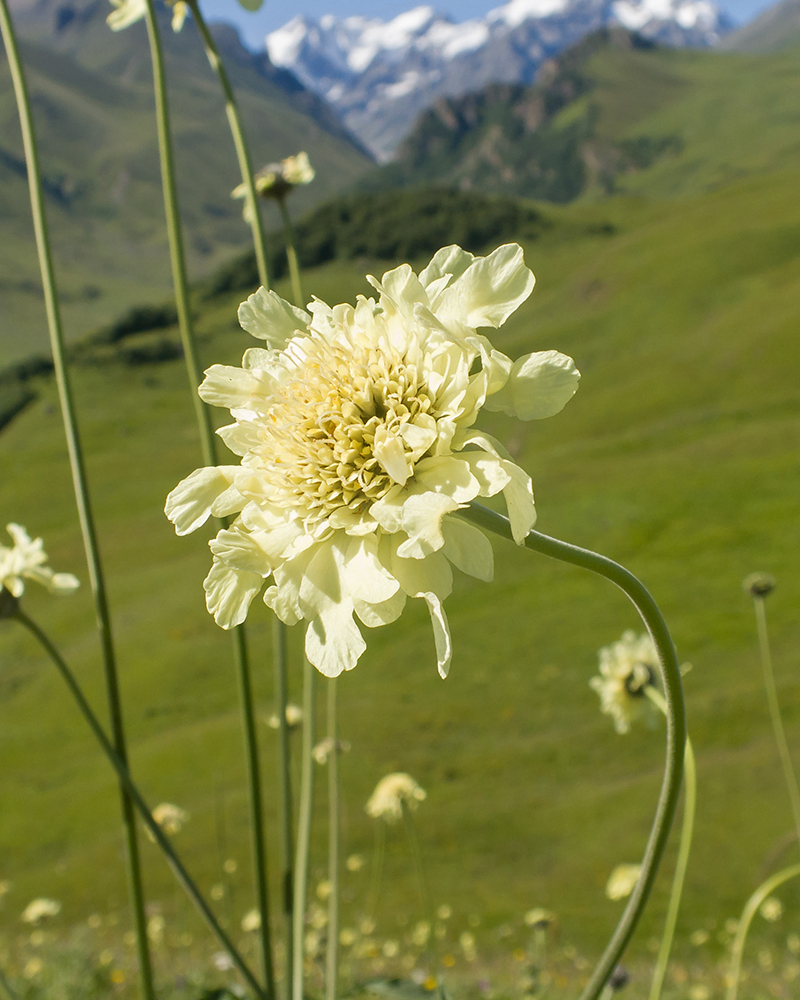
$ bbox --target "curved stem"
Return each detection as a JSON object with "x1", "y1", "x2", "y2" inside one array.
[
  {"x1": 185, "y1": 0, "x2": 271, "y2": 290},
  {"x1": 274, "y1": 622, "x2": 295, "y2": 998},
  {"x1": 0, "y1": 5, "x2": 155, "y2": 995},
  {"x1": 645, "y1": 689, "x2": 696, "y2": 1000},
  {"x1": 11, "y1": 607, "x2": 267, "y2": 1000},
  {"x1": 726, "y1": 862, "x2": 800, "y2": 1000},
  {"x1": 461, "y1": 504, "x2": 686, "y2": 1000},
  {"x1": 277, "y1": 196, "x2": 304, "y2": 307},
  {"x1": 752, "y1": 595, "x2": 800, "y2": 845},
  {"x1": 141, "y1": 6, "x2": 277, "y2": 991},
  {"x1": 292, "y1": 658, "x2": 316, "y2": 1000},
  {"x1": 326, "y1": 678, "x2": 340, "y2": 1000}
]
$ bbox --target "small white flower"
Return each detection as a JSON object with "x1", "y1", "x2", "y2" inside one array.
[
  {"x1": 166, "y1": 245, "x2": 579, "y2": 680},
  {"x1": 312, "y1": 737, "x2": 350, "y2": 764},
  {"x1": 590, "y1": 630, "x2": 660, "y2": 734},
  {"x1": 605, "y1": 864, "x2": 641, "y2": 901},
  {"x1": 147, "y1": 914, "x2": 165, "y2": 944},
  {"x1": 366, "y1": 773, "x2": 426, "y2": 823},
  {"x1": 760, "y1": 897, "x2": 783, "y2": 922},
  {"x1": 107, "y1": 0, "x2": 188, "y2": 33},
  {"x1": 21, "y1": 898, "x2": 61, "y2": 924},
  {"x1": 0, "y1": 524, "x2": 79, "y2": 600},
  {"x1": 266, "y1": 703, "x2": 303, "y2": 729},
  {"x1": 241, "y1": 908, "x2": 261, "y2": 932},
  {"x1": 232, "y1": 151, "x2": 315, "y2": 213},
  {"x1": 213, "y1": 951, "x2": 234, "y2": 971},
  {"x1": 148, "y1": 802, "x2": 189, "y2": 838},
  {"x1": 346, "y1": 853, "x2": 364, "y2": 871},
  {"x1": 523, "y1": 908, "x2": 554, "y2": 928}
]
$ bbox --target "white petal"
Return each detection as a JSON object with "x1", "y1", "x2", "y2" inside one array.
[
  {"x1": 501, "y1": 462, "x2": 537, "y2": 543},
  {"x1": 414, "y1": 456, "x2": 480, "y2": 503},
  {"x1": 423, "y1": 593, "x2": 453, "y2": 679},
  {"x1": 419, "y1": 245, "x2": 474, "y2": 293},
  {"x1": 396, "y1": 493, "x2": 460, "y2": 559},
  {"x1": 209, "y1": 525, "x2": 270, "y2": 576},
  {"x1": 441, "y1": 518, "x2": 493, "y2": 582},
  {"x1": 204, "y1": 559, "x2": 262, "y2": 628},
  {"x1": 485, "y1": 350, "x2": 580, "y2": 420},
  {"x1": 398, "y1": 419, "x2": 437, "y2": 458},
  {"x1": 458, "y1": 451, "x2": 511, "y2": 497},
  {"x1": 238, "y1": 287, "x2": 310, "y2": 346},
  {"x1": 199, "y1": 365, "x2": 273, "y2": 410},
  {"x1": 373, "y1": 426, "x2": 411, "y2": 485},
  {"x1": 390, "y1": 545, "x2": 453, "y2": 601},
  {"x1": 48, "y1": 572, "x2": 80, "y2": 593},
  {"x1": 305, "y1": 602, "x2": 366, "y2": 677},
  {"x1": 435, "y1": 244, "x2": 535, "y2": 329},
  {"x1": 166, "y1": 467, "x2": 240, "y2": 535},
  {"x1": 342, "y1": 536, "x2": 399, "y2": 604},
  {"x1": 354, "y1": 589, "x2": 407, "y2": 628},
  {"x1": 298, "y1": 540, "x2": 343, "y2": 614}
]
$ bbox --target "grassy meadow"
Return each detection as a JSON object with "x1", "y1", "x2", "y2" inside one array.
[{"x1": 1, "y1": 150, "x2": 799, "y2": 999}]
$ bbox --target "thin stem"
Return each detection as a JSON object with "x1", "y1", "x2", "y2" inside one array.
[
  {"x1": 461, "y1": 504, "x2": 686, "y2": 1000},
  {"x1": 278, "y1": 196, "x2": 304, "y2": 308},
  {"x1": 141, "y1": 5, "x2": 277, "y2": 990},
  {"x1": 752, "y1": 595, "x2": 800, "y2": 845},
  {"x1": 326, "y1": 678, "x2": 340, "y2": 1000},
  {"x1": 11, "y1": 607, "x2": 267, "y2": 1000},
  {"x1": 274, "y1": 621, "x2": 295, "y2": 999},
  {"x1": 185, "y1": 0, "x2": 271, "y2": 290},
  {"x1": 0, "y1": 5, "x2": 155, "y2": 995},
  {"x1": 645, "y1": 688, "x2": 696, "y2": 1000},
  {"x1": 726, "y1": 862, "x2": 800, "y2": 1000},
  {"x1": 0, "y1": 968, "x2": 18, "y2": 1000},
  {"x1": 292, "y1": 658, "x2": 316, "y2": 1000}
]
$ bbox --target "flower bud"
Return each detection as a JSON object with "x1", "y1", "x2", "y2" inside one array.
[{"x1": 742, "y1": 572, "x2": 775, "y2": 598}]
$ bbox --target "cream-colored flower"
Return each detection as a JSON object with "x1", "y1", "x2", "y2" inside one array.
[
  {"x1": 366, "y1": 773, "x2": 426, "y2": 823},
  {"x1": 107, "y1": 0, "x2": 187, "y2": 33},
  {"x1": 266, "y1": 703, "x2": 303, "y2": 729},
  {"x1": 590, "y1": 630, "x2": 660, "y2": 734},
  {"x1": 166, "y1": 245, "x2": 579, "y2": 679},
  {"x1": 232, "y1": 152, "x2": 315, "y2": 212},
  {"x1": 312, "y1": 737, "x2": 350, "y2": 764},
  {"x1": 21, "y1": 898, "x2": 61, "y2": 924},
  {"x1": 241, "y1": 908, "x2": 261, "y2": 932},
  {"x1": 150, "y1": 802, "x2": 189, "y2": 836},
  {"x1": 346, "y1": 853, "x2": 364, "y2": 871},
  {"x1": 0, "y1": 879, "x2": 11, "y2": 897},
  {"x1": 605, "y1": 864, "x2": 641, "y2": 901},
  {"x1": 0, "y1": 524, "x2": 79, "y2": 600},
  {"x1": 760, "y1": 896, "x2": 783, "y2": 922},
  {"x1": 524, "y1": 907, "x2": 554, "y2": 928}
]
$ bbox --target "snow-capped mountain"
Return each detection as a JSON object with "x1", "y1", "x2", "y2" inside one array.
[{"x1": 267, "y1": 0, "x2": 732, "y2": 161}]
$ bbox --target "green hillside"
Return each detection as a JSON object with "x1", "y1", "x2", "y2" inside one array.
[
  {"x1": 1, "y1": 163, "x2": 799, "y2": 986},
  {"x1": 722, "y1": 0, "x2": 800, "y2": 51},
  {"x1": 370, "y1": 29, "x2": 800, "y2": 205},
  {"x1": 0, "y1": 1, "x2": 372, "y2": 366}
]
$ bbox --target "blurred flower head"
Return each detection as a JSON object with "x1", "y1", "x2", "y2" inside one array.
[
  {"x1": 366, "y1": 773, "x2": 426, "y2": 823},
  {"x1": 149, "y1": 802, "x2": 189, "y2": 837},
  {"x1": 312, "y1": 737, "x2": 351, "y2": 764},
  {"x1": 107, "y1": 0, "x2": 188, "y2": 33},
  {"x1": 22, "y1": 898, "x2": 61, "y2": 924},
  {"x1": 590, "y1": 630, "x2": 660, "y2": 734},
  {"x1": 760, "y1": 896, "x2": 783, "y2": 922},
  {"x1": 166, "y1": 245, "x2": 579, "y2": 679},
  {"x1": 0, "y1": 524, "x2": 79, "y2": 602},
  {"x1": 241, "y1": 908, "x2": 261, "y2": 932},
  {"x1": 605, "y1": 864, "x2": 641, "y2": 901},
  {"x1": 346, "y1": 853, "x2": 364, "y2": 871},
  {"x1": 266, "y1": 703, "x2": 303, "y2": 729},
  {"x1": 743, "y1": 572, "x2": 775, "y2": 598},
  {"x1": 232, "y1": 152, "x2": 315, "y2": 213},
  {"x1": 524, "y1": 907, "x2": 555, "y2": 929}
]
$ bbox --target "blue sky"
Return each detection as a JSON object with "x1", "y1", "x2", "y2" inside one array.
[{"x1": 199, "y1": 0, "x2": 776, "y2": 50}]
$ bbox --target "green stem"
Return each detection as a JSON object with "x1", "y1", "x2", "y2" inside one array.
[
  {"x1": 11, "y1": 607, "x2": 267, "y2": 1000},
  {"x1": 141, "y1": 6, "x2": 277, "y2": 991},
  {"x1": 752, "y1": 595, "x2": 800, "y2": 845},
  {"x1": 0, "y1": 968, "x2": 18, "y2": 1000},
  {"x1": 645, "y1": 688, "x2": 696, "y2": 1000},
  {"x1": 278, "y1": 196, "x2": 304, "y2": 307},
  {"x1": 292, "y1": 658, "x2": 316, "y2": 1000},
  {"x1": 0, "y1": 5, "x2": 155, "y2": 995},
  {"x1": 274, "y1": 622, "x2": 295, "y2": 999},
  {"x1": 326, "y1": 678, "x2": 340, "y2": 1000},
  {"x1": 461, "y1": 504, "x2": 686, "y2": 1000},
  {"x1": 185, "y1": 0, "x2": 271, "y2": 290},
  {"x1": 726, "y1": 862, "x2": 800, "y2": 1000}
]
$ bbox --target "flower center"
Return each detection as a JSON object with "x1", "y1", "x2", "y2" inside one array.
[
  {"x1": 625, "y1": 662, "x2": 656, "y2": 697},
  {"x1": 257, "y1": 338, "x2": 435, "y2": 518}
]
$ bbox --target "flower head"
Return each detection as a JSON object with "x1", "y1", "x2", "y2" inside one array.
[
  {"x1": 0, "y1": 524, "x2": 79, "y2": 601},
  {"x1": 107, "y1": 0, "x2": 188, "y2": 33},
  {"x1": 151, "y1": 802, "x2": 189, "y2": 836},
  {"x1": 366, "y1": 772, "x2": 426, "y2": 823},
  {"x1": 590, "y1": 630, "x2": 660, "y2": 734},
  {"x1": 266, "y1": 703, "x2": 303, "y2": 729},
  {"x1": 605, "y1": 864, "x2": 641, "y2": 901},
  {"x1": 743, "y1": 572, "x2": 775, "y2": 598},
  {"x1": 232, "y1": 152, "x2": 315, "y2": 211},
  {"x1": 166, "y1": 245, "x2": 579, "y2": 679},
  {"x1": 21, "y1": 898, "x2": 61, "y2": 924},
  {"x1": 241, "y1": 909, "x2": 261, "y2": 932}
]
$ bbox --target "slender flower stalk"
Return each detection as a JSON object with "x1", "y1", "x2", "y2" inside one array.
[
  {"x1": 277, "y1": 196, "x2": 303, "y2": 308},
  {"x1": 726, "y1": 862, "x2": 800, "y2": 1000},
  {"x1": 645, "y1": 691, "x2": 696, "y2": 1000},
  {"x1": 0, "y1": 5, "x2": 155, "y2": 995},
  {"x1": 461, "y1": 504, "x2": 686, "y2": 1000},
  {"x1": 326, "y1": 678, "x2": 340, "y2": 1000},
  {"x1": 274, "y1": 622, "x2": 295, "y2": 998},
  {"x1": 745, "y1": 577, "x2": 800, "y2": 845},
  {"x1": 140, "y1": 4, "x2": 276, "y2": 989},
  {"x1": 292, "y1": 657, "x2": 316, "y2": 1000},
  {"x1": 184, "y1": 0, "x2": 270, "y2": 289},
  {"x1": 9, "y1": 603, "x2": 267, "y2": 1000}
]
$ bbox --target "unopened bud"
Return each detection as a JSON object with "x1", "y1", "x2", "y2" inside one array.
[
  {"x1": 608, "y1": 965, "x2": 630, "y2": 991},
  {"x1": 742, "y1": 572, "x2": 775, "y2": 598}
]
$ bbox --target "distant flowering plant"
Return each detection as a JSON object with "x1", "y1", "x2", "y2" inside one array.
[
  {"x1": 366, "y1": 772, "x2": 426, "y2": 823},
  {"x1": 166, "y1": 243, "x2": 579, "y2": 677},
  {"x1": 21, "y1": 898, "x2": 61, "y2": 924},
  {"x1": 590, "y1": 630, "x2": 661, "y2": 734},
  {"x1": 232, "y1": 151, "x2": 315, "y2": 211},
  {"x1": 107, "y1": 0, "x2": 188, "y2": 33},
  {"x1": 0, "y1": 524, "x2": 79, "y2": 601}
]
